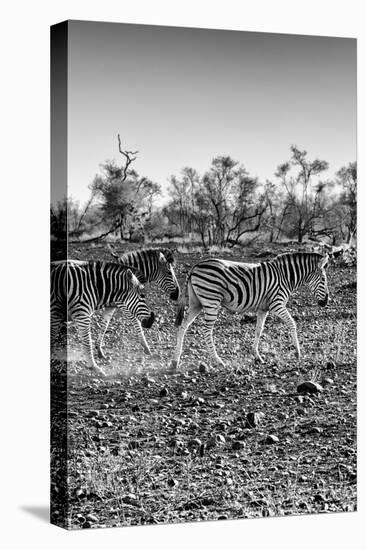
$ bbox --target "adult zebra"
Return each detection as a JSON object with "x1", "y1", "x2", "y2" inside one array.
[
  {"x1": 51, "y1": 260, "x2": 155, "y2": 375},
  {"x1": 171, "y1": 252, "x2": 329, "y2": 369},
  {"x1": 96, "y1": 248, "x2": 180, "y2": 359}
]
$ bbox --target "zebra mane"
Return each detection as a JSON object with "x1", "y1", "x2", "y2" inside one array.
[
  {"x1": 119, "y1": 248, "x2": 175, "y2": 264},
  {"x1": 111, "y1": 248, "x2": 176, "y2": 284},
  {"x1": 89, "y1": 260, "x2": 140, "y2": 275},
  {"x1": 270, "y1": 252, "x2": 324, "y2": 268}
]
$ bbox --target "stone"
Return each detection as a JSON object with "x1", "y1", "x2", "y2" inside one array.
[{"x1": 297, "y1": 381, "x2": 323, "y2": 394}]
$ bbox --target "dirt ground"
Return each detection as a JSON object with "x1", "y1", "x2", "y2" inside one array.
[{"x1": 51, "y1": 242, "x2": 357, "y2": 529}]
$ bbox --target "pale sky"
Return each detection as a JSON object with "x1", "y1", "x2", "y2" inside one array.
[{"x1": 66, "y1": 21, "x2": 356, "y2": 206}]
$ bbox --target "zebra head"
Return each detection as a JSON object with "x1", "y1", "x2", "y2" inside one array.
[
  {"x1": 155, "y1": 250, "x2": 180, "y2": 302},
  {"x1": 306, "y1": 254, "x2": 329, "y2": 307},
  {"x1": 125, "y1": 269, "x2": 155, "y2": 328}
]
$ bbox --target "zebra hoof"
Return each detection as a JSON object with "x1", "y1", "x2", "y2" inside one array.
[
  {"x1": 254, "y1": 356, "x2": 264, "y2": 364},
  {"x1": 143, "y1": 348, "x2": 152, "y2": 356},
  {"x1": 92, "y1": 366, "x2": 106, "y2": 377},
  {"x1": 168, "y1": 360, "x2": 178, "y2": 373},
  {"x1": 97, "y1": 347, "x2": 107, "y2": 360}
]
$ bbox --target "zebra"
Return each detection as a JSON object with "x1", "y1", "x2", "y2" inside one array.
[
  {"x1": 171, "y1": 252, "x2": 329, "y2": 370},
  {"x1": 96, "y1": 248, "x2": 180, "y2": 359},
  {"x1": 51, "y1": 260, "x2": 155, "y2": 375}
]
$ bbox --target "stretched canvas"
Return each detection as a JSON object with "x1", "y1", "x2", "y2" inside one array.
[{"x1": 51, "y1": 20, "x2": 357, "y2": 529}]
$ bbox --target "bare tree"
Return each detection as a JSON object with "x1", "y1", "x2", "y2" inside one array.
[
  {"x1": 84, "y1": 135, "x2": 144, "y2": 242},
  {"x1": 335, "y1": 161, "x2": 357, "y2": 243},
  {"x1": 275, "y1": 145, "x2": 329, "y2": 243},
  {"x1": 201, "y1": 156, "x2": 266, "y2": 246}
]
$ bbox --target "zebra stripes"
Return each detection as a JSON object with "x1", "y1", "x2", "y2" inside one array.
[
  {"x1": 51, "y1": 260, "x2": 155, "y2": 375},
  {"x1": 172, "y1": 252, "x2": 329, "y2": 369},
  {"x1": 97, "y1": 248, "x2": 179, "y2": 358}
]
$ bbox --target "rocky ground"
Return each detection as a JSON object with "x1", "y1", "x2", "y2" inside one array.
[{"x1": 51, "y1": 243, "x2": 357, "y2": 529}]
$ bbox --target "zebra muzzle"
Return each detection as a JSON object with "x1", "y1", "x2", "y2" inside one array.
[
  {"x1": 318, "y1": 295, "x2": 328, "y2": 307},
  {"x1": 170, "y1": 288, "x2": 180, "y2": 301},
  {"x1": 141, "y1": 312, "x2": 155, "y2": 329}
]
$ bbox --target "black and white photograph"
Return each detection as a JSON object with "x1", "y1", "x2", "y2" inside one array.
[{"x1": 50, "y1": 20, "x2": 357, "y2": 530}]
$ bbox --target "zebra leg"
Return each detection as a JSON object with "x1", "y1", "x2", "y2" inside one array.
[
  {"x1": 272, "y1": 305, "x2": 301, "y2": 360},
  {"x1": 171, "y1": 303, "x2": 202, "y2": 370},
  {"x1": 122, "y1": 306, "x2": 152, "y2": 355},
  {"x1": 253, "y1": 310, "x2": 269, "y2": 363},
  {"x1": 96, "y1": 307, "x2": 116, "y2": 359},
  {"x1": 202, "y1": 305, "x2": 224, "y2": 367},
  {"x1": 74, "y1": 315, "x2": 106, "y2": 376}
]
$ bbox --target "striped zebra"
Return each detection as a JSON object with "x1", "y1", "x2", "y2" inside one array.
[
  {"x1": 51, "y1": 260, "x2": 155, "y2": 375},
  {"x1": 171, "y1": 252, "x2": 329, "y2": 369},
  {"x1": 96, "y1": 248, "x2": 179, "y2": 358}
]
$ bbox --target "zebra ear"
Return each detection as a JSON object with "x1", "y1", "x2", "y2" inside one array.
[
  {"x1": 159, "y1": 252, "x2": 167, "y2": 263},
  {"x1": 161, "y1": 249, "x2": 175, "y2": 264}
]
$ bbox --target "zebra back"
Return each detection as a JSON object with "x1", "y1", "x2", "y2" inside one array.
[
  {"x1": 116, "y1": 248, "x2": 174, "y2": 283},
  {"x1": 51, "y1": 260, "x2": 142, "y2": 311}
]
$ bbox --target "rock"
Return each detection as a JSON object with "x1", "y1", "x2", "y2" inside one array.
[
  {"x1": 122, "y1": 494, "x2": 139, "y2": 506},
  {"x1": 142, "y1": 376, "x2": 155, "y2": 386},
  {"x1": 322, "y1": 377, "x2": 334, "y2": 386},
  {"x1": 265, "y1": 434, "x2": 279, "y2": 444},
  {"x1": 199, "y1": 362, "x2": 208, "y2": 374},
  {"x1": 307, "y1": 426, "x2": 322, "y2": 435},
  {"x1": 326, "y1": 360, "x2": 336, "y2": 370},
  {"x1": 297, "y1": 381, "x2": 323, "y2": 394},
  {"x1": 167, "y1": 477, "x2": 179, "y2": 488},
  {"x1": 188, "y1": 438, "x2": 202, "y2": 449},
  {"x1": 246, "y1": 411, "x2": 265, "y2": 428},
  {"x1": 216, "y1": 434, "x2": 226, "y2": 445},
  {"x1": 195, "y1": 397, "x2": 205, "y2": 405},
  {"x1": 159, "y1": 387, "x2": 168, "y2": 398},
  {"x1": 232, "y1": 440, "x2": 245, "y2": 451}
]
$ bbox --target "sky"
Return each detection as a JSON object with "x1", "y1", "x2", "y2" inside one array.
[{"x1": 66, "y1": 20, "x2": 356, "y2": 206}]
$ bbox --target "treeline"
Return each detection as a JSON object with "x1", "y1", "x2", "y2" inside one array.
[{"x1": 51, "y1": 142, "x2": 356, "y2": 247}]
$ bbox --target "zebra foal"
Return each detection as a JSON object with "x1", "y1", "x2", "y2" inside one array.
[
  {"x1": 51, "y1": 260, "x2": 155, "y2": 375},
  {"x1": 171, "y1": 252, "x2": 329, "y2": 369},
  {"x1": 97, "y1": 248, "x2": 179, "y2": 358}
]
